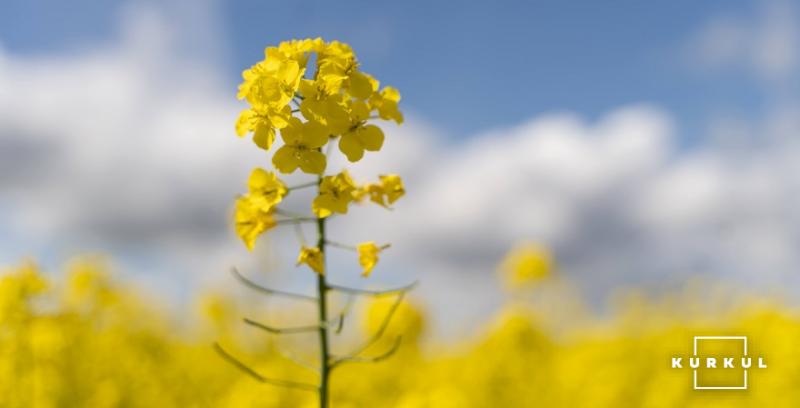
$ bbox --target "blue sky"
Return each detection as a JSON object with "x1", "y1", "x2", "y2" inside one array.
[{"x1": 0, "y1": 0, "x2": 775, "y2": 140}]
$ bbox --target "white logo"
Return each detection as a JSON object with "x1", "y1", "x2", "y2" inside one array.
[{"x1": 671, "y1": 336, "x2": 766, "y2": 390}]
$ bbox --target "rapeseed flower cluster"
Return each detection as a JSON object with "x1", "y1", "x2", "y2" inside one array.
[
  {"x1": 227, "y1": 39, "x2": 410, "y2": 407},
  {"x1": 232, "y1": 38, "x2": 405, "y2": 277}
]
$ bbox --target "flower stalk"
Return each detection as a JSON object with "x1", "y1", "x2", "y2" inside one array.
[
  {"x1": 220, "y1": 38, "x2": 415, "y2": 407},
  {"x1": 316, "y1": 174, "x2": 331, "y2": 408}
]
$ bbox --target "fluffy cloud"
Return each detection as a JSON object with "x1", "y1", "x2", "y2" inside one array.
[{"x1": 687, "y1": 0, "x2": 799, "y2": 82}]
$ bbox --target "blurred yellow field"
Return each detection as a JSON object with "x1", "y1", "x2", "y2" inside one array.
[{"x1": 2, "y1": 257, "x2": 799, "y2": 407}]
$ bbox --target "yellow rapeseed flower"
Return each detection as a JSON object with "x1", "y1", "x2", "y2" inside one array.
[
  {"x1": 237, "y1": 54, "x2": 304, "y2": 108},
  {"x1": 245, "y1": 168, "x2": 287, "y2": 212},
  {"x1": 338, "y1": 101, "x2": 384, "y2": 162},
  {"x1": 297, "y1": 246, "x2": 324, "y2": 275},
  {"x1": 365, "y1": 174, "x2": 405, "y2": 207},
  {"x1": 312, "y1": 171, "x2": 357, "y2": 218},
  {"x1": 369, "y1": 86, "x2": 404, "y2": 124},
  {"x1": 357, "y1": 242, "x2": 382, "y2": 277},
  {"x1": 234, "y1": 196, "x2": 276, "y2": 251},
  {"x1": 235, "y1": 105, "x2": 292, "y2": 150},
  {"x1": 297, "y1": 78, "x2": 350, "y2": 129},
  {"x1": 272, "y1": 117, "x2": 329, "y2": 174},
  {"x1": 500, "y1": 243, "x2": 553, "y2": 288}
]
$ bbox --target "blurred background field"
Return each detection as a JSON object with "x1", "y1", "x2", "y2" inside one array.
[{"x1": 2, "y1": 255, "x2": 800, "y2": 407}]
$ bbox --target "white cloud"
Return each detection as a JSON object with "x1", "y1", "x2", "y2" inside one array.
[{"x1": 687, "y1": 0, "x2": 799, "y2": 82}]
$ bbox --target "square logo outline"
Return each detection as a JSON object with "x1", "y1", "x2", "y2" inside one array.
[{"x1": 693, "y1": 336, "x2": 748, "y2": 390}]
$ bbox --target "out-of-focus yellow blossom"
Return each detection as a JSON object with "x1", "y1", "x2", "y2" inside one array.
[
  {"x1": 369, "y1": 86, "x2": 404, "y2": 124},
  {"x1": 65, "y1": 258, "x2": 119, "y2": 309},
  {"x1": 0, "y1": 260, "x2": 47, "y2": 323},
  {"x1": 297, "y1": 246, "x2": 324, "y2": 275},
  {"x1": 272, "y1": 117, "x2": 329, "y2": 174},
  {"x1": 338, "y1": 101, "x2": 385, "y2": 162},
  {"x1": 363, "y1": 296, "x2": 426, "y2": 343},
  {"x1": 4, "y1": 256, "x2": 800, "y2": 406},
  {"x1": 360, "y1": 174, "x2": 405, "y2": 207},
  {"x1": 234, "y1": 196, "x2": 276, "y2": 251},
  {"x1": 312, "y1": 171, "x2": 357, "y2": 218},
  {"x1": 245, "y1": 168, "x2": 287, "y2": 211},
  {"x1": 500, "y1": 243, "x2": 553, "y2": 288},
  {"x1": 357, "y1": 242, "x2": 382, "y2": 277}
]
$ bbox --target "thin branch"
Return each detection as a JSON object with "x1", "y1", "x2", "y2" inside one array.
[
  {"x1": 340, "y1": 292, "x2": 406, "y2": 359},
  {"x1": 293, "y1": 222, "x2": 308, "y2": 246},
  {"x1": 327, "y1": 280, "x2": 418, "y2": 297},
  {"x1": 276, "y1": 347, "x2": 321, "y2": 375},
  {"x1": 325, "y1": 240, "x2": 357, "y2": 251},
  {"x1": 276, "y1": 217, "x2": 317, "y2": 225},
  {"x1": 325, "y1": 241, "x2": 392, "y2": 252},
  {"x1": 243, "y1": 318, "x2": 322, "y2": 334},
  {"x1": 331, "y1": 336, "x2": 402, "y2": 367},
  {"x1": 231, "y1": 268, "x2": 317, "y2": 302},
  {"x1": 334, "y1": 294, "x2": 355, "y2": 335},
  {"x1": 213, "y1": 343, "x2": 319, "y2": 392},
  {"x1": 274, "y1": 208, "x2": 312, "y2": 218},
  {"x1": 287, "y1": 181, "x2": 318, "y2": 191}
]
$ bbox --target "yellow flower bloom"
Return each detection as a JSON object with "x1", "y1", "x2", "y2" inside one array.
[
  {"x1": 246, "y1": 168, "x2": 287, "y2": 211},
  {"x1": 297, "y1": 246, "x2": 324, "y2": 275},
  {"x1": 369, "y1": 86, "x2": 404, "y2": 124},
  {"x1": 500, "y1": 243, "x2": 553, "y2": 288},
  {"x1": 298, "y1": 79, "x2": 350, "y2": 129},
  {"x1": 347, "y1": 71, "x2": 379, "y2": 100},
  {"x1": 338, "y1": 101, "x2": 385, "y2": 162},
  {"x1": 234, "y1": 196, "x2": 276, "y2": 251},
  {"x1": 235, "y1": 105, "x2": 291, "y2": 150},
  {"x1": 357, "y1": 242, "x2": 382, "y2": 277},
  {"x1": 275, "y1": 38, "x2": 323, "y2": 68},
  {"x1": 237, "y1": 54, "x2": 304, "y2": 109},
  {"x1": 272, "y1": 117, "x2": 329, "y2": 174},
  {"x1": 315, "y1": 41, "x2": 380, "y2": 101},
  {"x1": 312, "y1": 171, "x2": 357, "y2": 218},
  {"x1": 366, "y1": 174, "x2": 405, "y2": 207}
]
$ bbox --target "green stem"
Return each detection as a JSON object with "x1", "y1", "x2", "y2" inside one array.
[{"x1": 316, "y1": 175, "x2": 330, "y2": 408}]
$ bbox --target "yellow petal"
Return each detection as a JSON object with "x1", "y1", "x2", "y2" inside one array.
[
  {"x1": 338, "y1": 132, "x2": 364, "y2": 162},
  {"x1": 279, "y1": 117, "x2": 304, "y2": 145},
  {"x1": 248, "y1": 168, "x2": 287, "y2": 210},
  {"x1": 357, "y1": 242, "x2": 381, "y2": 277},
  {"x1": 312, "y1": 195, "x2": 334, "y2": 218},
  {"x1": 272, "y1": 145, "x2": 299, "y2": 174},
  {"x1": 380, "y1": 174, "x2": 405, "y2": 204},
  {"x1": 298, "y1": 150, "x2": 327, "y2": 175},
  {"x1": 348, "y1": 71, "x2": 374, "y2": 100},
  {"x1": 297, "y1": 246, "x2": 325, "y2": 275},
  {"x1": 234, "y1": 197, "x2": 276, "y2": 251},
  {"x1": 303, "y1": 120, "x2": 330, "y2": 148},
  {"x1": 360, "y1": 125, "x2": 384, "y2": 152},
  {"x1": 235, "y1": 109, "x2": 255, "y2": 137},
  {"x1": 252, "y1": 123, "x2": 275, "y2": 150}
]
